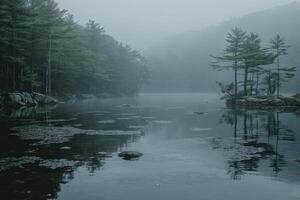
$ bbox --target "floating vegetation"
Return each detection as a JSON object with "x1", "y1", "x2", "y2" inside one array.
[
  {"x1": 128, "y1": 125, "x2": 146, "y2": 129},
  {"x1": 191, "y1": 128, "x2": 213, "y2": 132},
  {"x1": 38, "y1": 159, "x2": 81, "y2": 170},
  {"x1": 97, "y1": 152, "x2": 113, "y2": 158},
  {"x1": 11, "y1": 125, "x2": 142, "y2": 146},
  {"x1": 73, "y1": 124, "x2": 83, "y2": 127},
  {"x1": 35, "y1": 118, "x2": 78, "y2": 123},
  {"x1": 97, "y1": 120, "x2": 116, "y2": 124},
  {"x1": 139, "y1": 116, "x2": 155, "y2": 120},
  {"x1": 60, "y1": 146, "x2": 72, "y2": 150},
  {"x1": 120, "y1": 113, "x2": 138, "y2": 116},
  {"x1": 0, "y1": 156, "x2": 80, "y2": 171},
  {"x1": 0, "y1": 156, "x2": 41, "y2": 172},
  {"x1": 117, "y1": 117, "x2": 132, "y2": 120},
  {"x1": 151, "y1": 120, "x2": 173, "y2": 124}
]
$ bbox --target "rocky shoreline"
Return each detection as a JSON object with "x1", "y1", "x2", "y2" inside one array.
[
  {"x1": 0, "y1": 92, "x2": 59, "y2": 109},
  {"x1": 226, "y1": 94, "x2": 300, "y2": 109}
]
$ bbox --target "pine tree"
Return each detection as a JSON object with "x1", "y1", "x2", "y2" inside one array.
[
  {"x1": 241, "y1": 33, "x2": 274, "y2": 96},
  {"x1": 212, "y1": 28, "x2": 247, "y2": 99},
  {"x1": 270, "y1": 35, "x2": 294, "y2": 97},
  {"x1": 0, "y1": 0, "x2": 31, "y2": 91}
]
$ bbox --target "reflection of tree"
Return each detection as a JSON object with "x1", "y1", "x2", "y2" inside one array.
[
  {"x1": 1, "y1": 166, "x2": 73, "y2": 200},
  {"x1": 219, "y1": 109, "x2": 295, "y2": 179},
  {"x1": 0, "y1": 133, "x2": 141, "y2": 199}
]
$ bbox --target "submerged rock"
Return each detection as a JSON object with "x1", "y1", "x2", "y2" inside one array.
[{"x1": 118, "y1": 151, "x2": 143, "y2": 160}]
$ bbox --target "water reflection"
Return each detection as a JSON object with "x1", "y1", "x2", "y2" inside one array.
[
  {"x1": 1, "y1": 94, "x2": 300, "y2": 200},
  {"x1": 0, "y1": 101, "x2": 146, "y2": 199},
  {"x1": 218, "y1": 109, "x2": 298, "y2": 180}
]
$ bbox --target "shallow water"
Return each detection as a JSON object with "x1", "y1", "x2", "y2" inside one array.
[{"x1": 0, "y1": 93, "x2": 300, "y2": 200}]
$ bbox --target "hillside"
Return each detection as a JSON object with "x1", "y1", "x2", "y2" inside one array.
[{"x1": 144, "y1": 2, "x2": 300, "y2": 92}]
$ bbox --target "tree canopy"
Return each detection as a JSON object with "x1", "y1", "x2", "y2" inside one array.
[{"x1": 0, "y1": 0, "x2": 149, "y2": 97}]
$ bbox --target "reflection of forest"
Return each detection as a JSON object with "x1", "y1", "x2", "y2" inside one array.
[
  {"x1": 218, "y1": 109, "x2": 296, "y2": 180},
  {"x1": 0, "y1": 131, "x2": 141, "y2": 200}
]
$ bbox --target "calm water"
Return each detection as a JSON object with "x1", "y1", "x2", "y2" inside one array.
[{"x1": 1, "y1": 93, "x2": 300, "y2": 200}]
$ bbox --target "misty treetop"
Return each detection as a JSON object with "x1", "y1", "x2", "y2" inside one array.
[
  {"x1": 212, "y1": 28, "x2": 296, "y2": 99},
  {"x1": 0, "y1": 0, "x2": 149, "y2": 97}
]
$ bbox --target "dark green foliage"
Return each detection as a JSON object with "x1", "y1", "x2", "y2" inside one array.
[
  {"x1": 213, "y1": 29, "x2": 295, "y2": 99},
  {"x1": 0, "y1": 0, "x2": 148, "y2": 97},
  {"x1": 212, "y1": 28, "x2": 246, "y2": 99},
  {"x1": 270, "y1": 35, "x2": 294, "y2": 97}
]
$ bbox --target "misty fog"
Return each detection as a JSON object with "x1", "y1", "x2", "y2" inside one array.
[
  {"x1": 56, "y1": 0, "x2": 297, "y2": 51},
  {"x1": 1, "y1": 1, "x2": 300, "y2": 200}
]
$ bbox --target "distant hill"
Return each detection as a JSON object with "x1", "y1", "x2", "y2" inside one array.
[{"x1": 144, "y1": 2, "x2": 300, "y2": 92}]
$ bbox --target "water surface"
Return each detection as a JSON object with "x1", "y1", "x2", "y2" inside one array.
[{"x1": 1, "y1": 93, "x2": 300, "y2": 200}]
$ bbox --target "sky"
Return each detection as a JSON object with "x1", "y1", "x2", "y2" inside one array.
[{"x1": 56, "y1": 0, "x2": 299, "y2": 51}]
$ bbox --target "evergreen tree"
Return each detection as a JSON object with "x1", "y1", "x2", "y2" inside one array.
[
  {"x1": 241, "y1": 33, "x2": 274, "y2": 96},
  {"x1": 0, "y1": 0, "x2": 149, "y2": 96},
  {"x1": 270, "y1": 35, "x2": 295, "y2": 97},
  {"x1": 0, "y1": 0, "x2": 31, "y2": 91},
  {"x1": 212, "y1": 28, "x2": 246, "y2": 99}
]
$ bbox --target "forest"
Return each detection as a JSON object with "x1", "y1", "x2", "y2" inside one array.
[{"x1": 0, "y1": 0, "x2": 149, "y2": 97}]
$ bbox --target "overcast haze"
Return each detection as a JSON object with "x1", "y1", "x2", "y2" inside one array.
[{"x1": 56, "y1": 0, "x2": 299, "y2": 51}]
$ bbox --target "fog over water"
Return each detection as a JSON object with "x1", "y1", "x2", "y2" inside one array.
[
  {"x1": 1, "y1": 1, "x2": 300, "y2": 199},
  {"x1": 56, "y1": 0, "x2": 299, "y2": 51}
]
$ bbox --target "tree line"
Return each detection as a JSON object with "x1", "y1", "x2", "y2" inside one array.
[
  {"x1": 0, "y1": 0, "x2": 149, "y2": 97},
  {"x1": 212, "y1": 28, "x2": 296, "y2": 99}
]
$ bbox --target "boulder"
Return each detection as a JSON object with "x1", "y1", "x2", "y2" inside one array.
[
  {"x1": 0, "y1": 92, "x2": 58, "y2": 108},
  {"x1": 118, "y1": 151, "x2": 143, "y2": 160},
  {"x1": 32, "y1": 93, "x2": 58, "y2": 105}
]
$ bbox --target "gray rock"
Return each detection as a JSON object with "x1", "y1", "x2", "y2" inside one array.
[
  {"x1": 0, "y1": 92, "x2": 58, "y2": 108},
  {"x1": 228, "y1": 95, "x2": 300, "y2": 108},
  {"x1": 32, "y1": 92, "x2": 58, "y2": 105},
  {"x1": 118, "y1": 151, "x2": 143, "y2": 160}
]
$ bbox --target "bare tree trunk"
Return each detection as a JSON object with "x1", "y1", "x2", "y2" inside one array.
[
  {"x1": 46, "y1": 31, "x2": 52, "y2": 96},
  {"x1": 276, "y1": 54, "x2": 280, "y2": 98},
  {"x1": 256, "y1": 72, "x2": 259, "y2": 95},
  {"x1": 234, "y1": 59, "x2": 238, "y2": 100},
  {"x1": 244, "y1": 66, "x2": 248, "y2": 96},
  {"x1": 243, "y1": 112, "x2": 248, "y2": 140}
]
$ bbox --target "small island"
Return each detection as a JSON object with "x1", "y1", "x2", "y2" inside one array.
[{"x1": 212, "y1": 28, "x2": 299, "y2": 109}]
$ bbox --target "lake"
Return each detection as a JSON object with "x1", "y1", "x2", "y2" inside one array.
[{"x1": 1, "y1": 93, "x2": 300, "y2": 200}]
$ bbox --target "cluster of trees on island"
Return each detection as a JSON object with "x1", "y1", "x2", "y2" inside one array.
[
  {"x1": 212, "y1": 28, "x2": 296, "y2": 99},
  {"x1": 0, "y1": 0, "x2": 149, "y2": 97}
]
